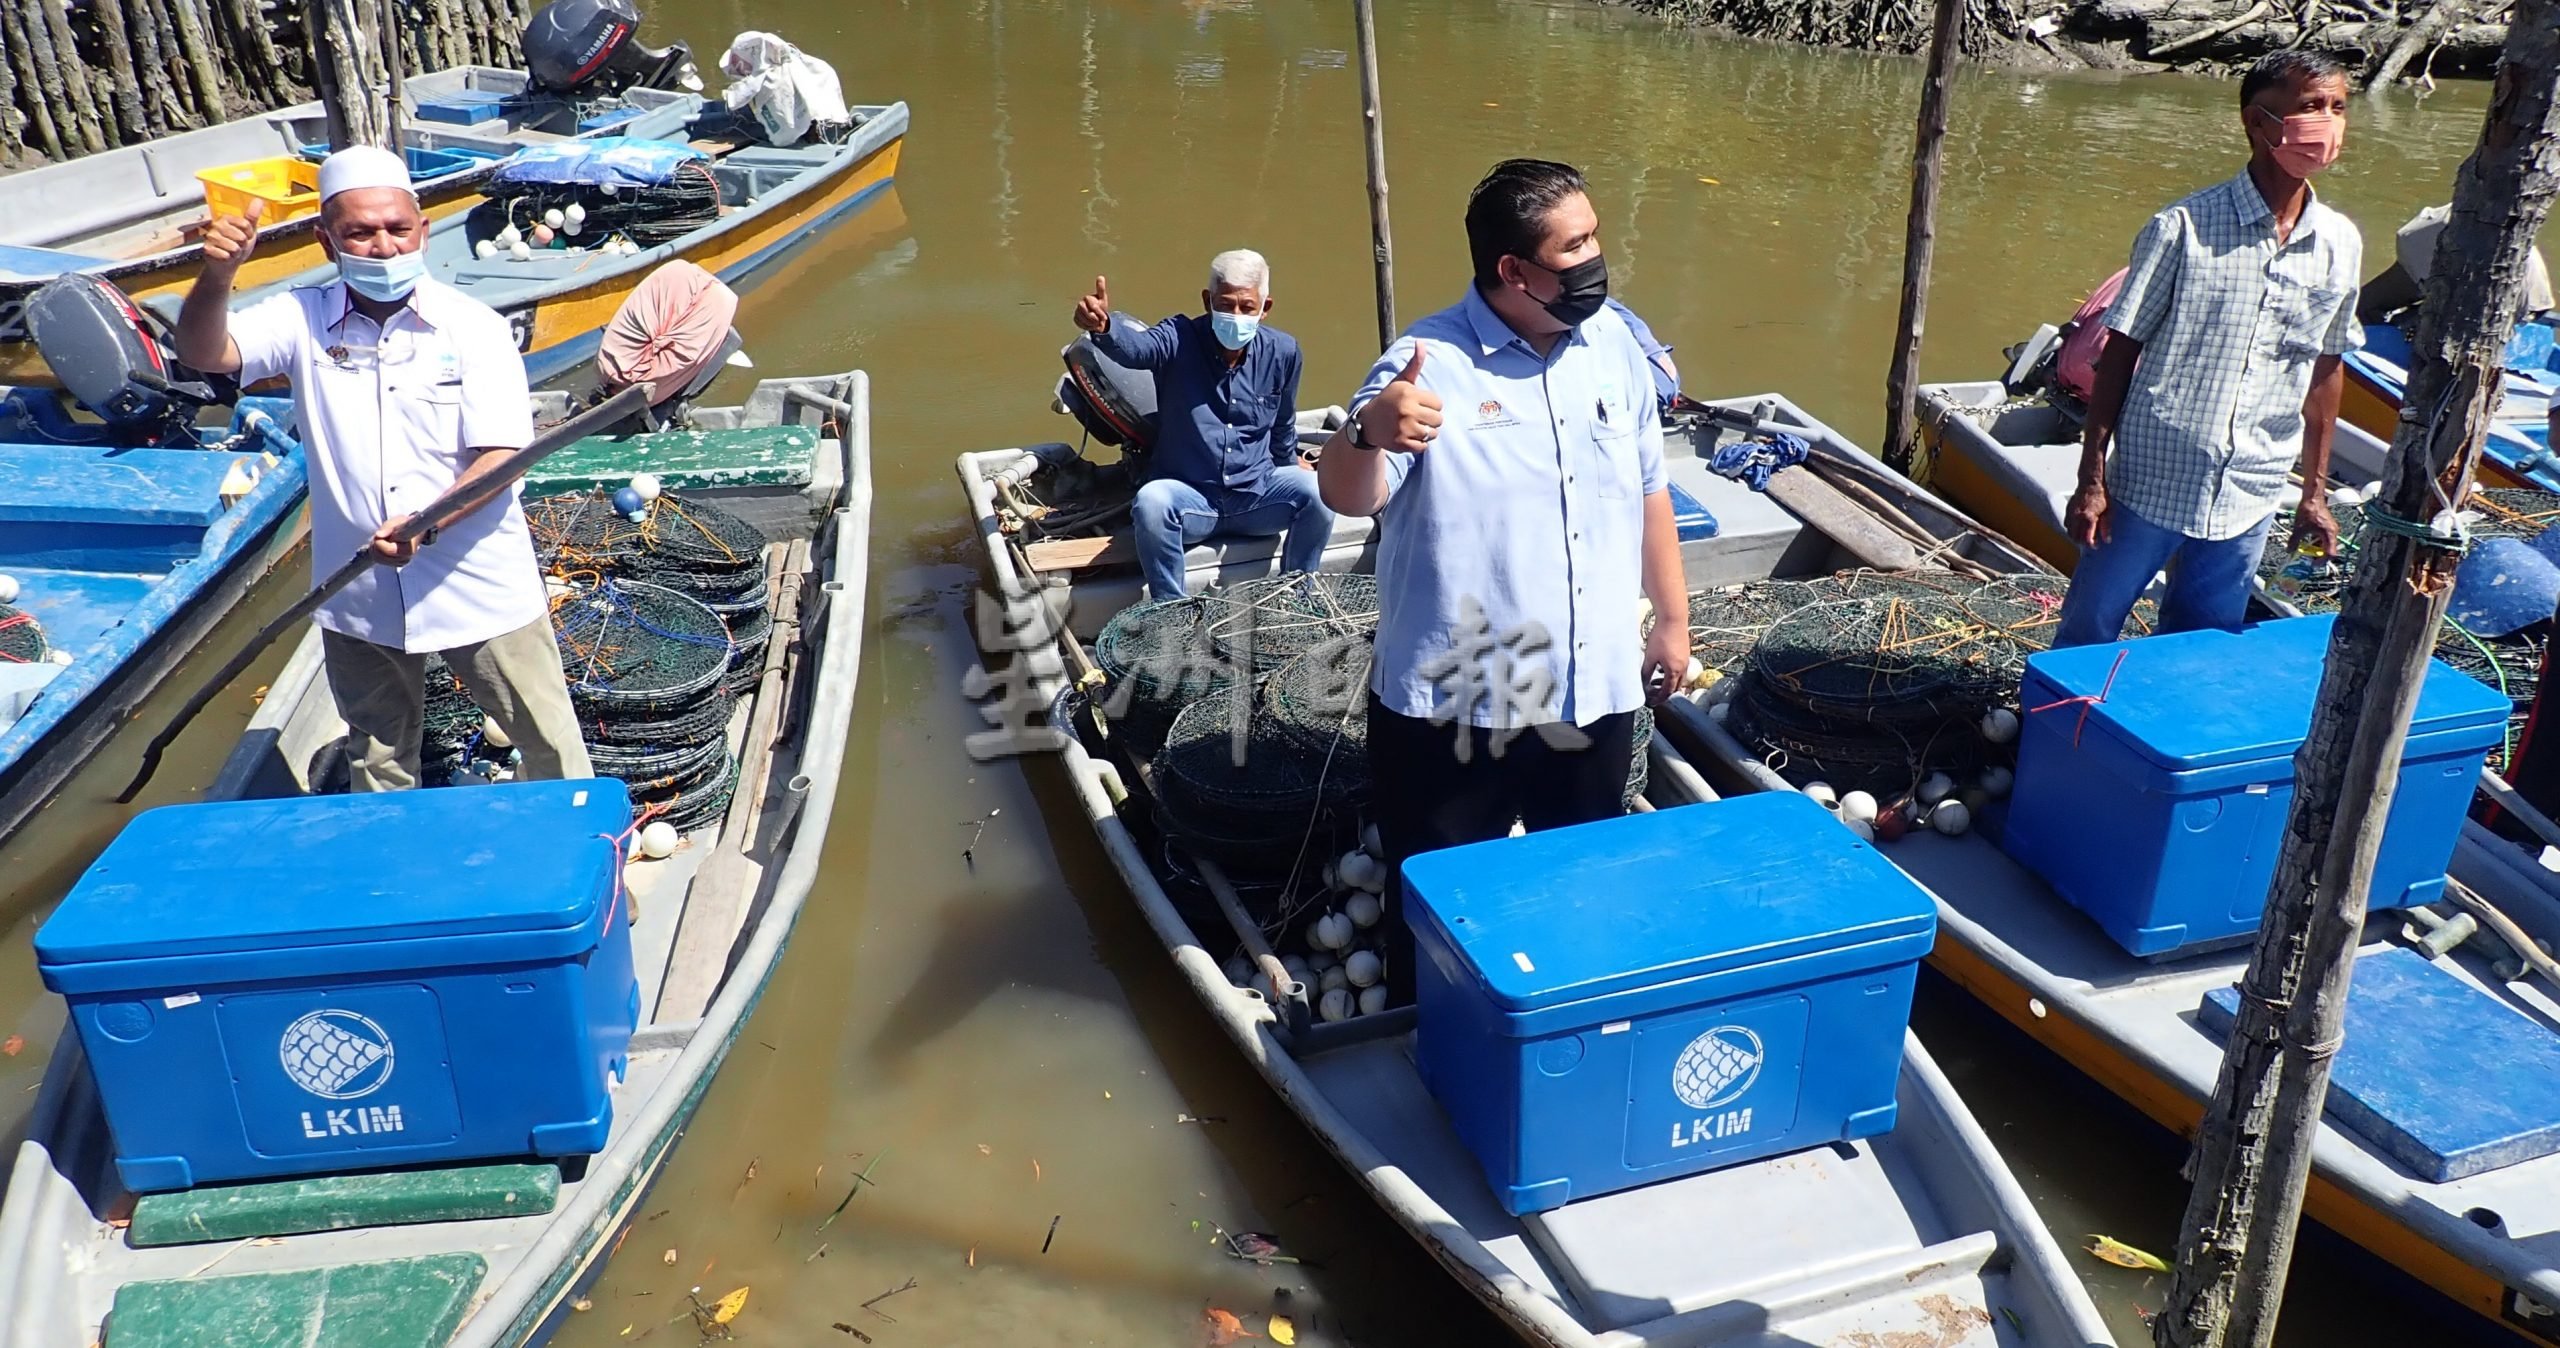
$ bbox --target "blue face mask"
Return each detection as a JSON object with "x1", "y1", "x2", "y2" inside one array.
[
  {"x1": 336, "y1": 248, "x2": 427, "y2": 303},
  {"x1": 1209, "y1": 310, "x2": 1260, "y2": 351}
]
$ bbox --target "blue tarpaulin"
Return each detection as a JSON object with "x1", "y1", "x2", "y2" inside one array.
[
  {"x1": 490, "y1": 137, "x2": 708, "y2": 190},
  {"x1": 1707, "y1": 433, "x2": 1810, "y2": 493}
]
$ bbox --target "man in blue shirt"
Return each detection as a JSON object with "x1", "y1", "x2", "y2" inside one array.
[
  {"x1": 1072, "y1": 250, "x2": 1333, "y2": 599},
  {"x1": 1607, "y1": 297, "x2": 1682, "y2": 410},
  {"x1": 1317, "y1": 159, "x2": 1691, "y2": 999}
]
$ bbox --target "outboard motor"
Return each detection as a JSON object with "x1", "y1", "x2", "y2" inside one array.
[
  {"x1": 593, "y1": 260, "x2": 746, "y2": 429},
  {"x1": 523, "y1": 0, "x2": 699, "y2": 96},
  {"x1": 1055, "y1": 316, "x2": 1159, "y2": 457},
  {"x1": 25, "y1": 274, "x2": 232, "y2": 447}
]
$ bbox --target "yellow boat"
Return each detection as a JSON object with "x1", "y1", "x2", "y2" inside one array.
[
  {"x1": 0, "y1": 67, "x2": 705, "y2": 385},
  {"x1": 122, "y1": 105, "x2": 908, "y2": 389}
]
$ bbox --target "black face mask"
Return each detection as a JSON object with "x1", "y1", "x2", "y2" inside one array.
[{"x1": 1522, "y1": 252, "x2": 1609, "y2": 327}]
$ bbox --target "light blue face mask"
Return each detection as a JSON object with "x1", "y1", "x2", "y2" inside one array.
[
  {"x1": 1209, "y1": 310, "x2": 1260, "y2": 351},
  {"x1": 337, "y1": 248, "x2": 427, "y2": 303}
]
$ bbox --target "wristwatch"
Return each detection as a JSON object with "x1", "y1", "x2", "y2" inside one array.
[{"x1": 1348, "y1": 406, "x2": 1379, "y2": 451}]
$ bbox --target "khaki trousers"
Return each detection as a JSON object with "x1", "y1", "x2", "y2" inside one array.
[{"x1": 321, "y1": 617, "x2": 593, "y2": 792}]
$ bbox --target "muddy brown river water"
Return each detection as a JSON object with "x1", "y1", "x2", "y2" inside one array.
[{"x1": 0, "y1": 1, "x2": 2528, "y2": 1343}]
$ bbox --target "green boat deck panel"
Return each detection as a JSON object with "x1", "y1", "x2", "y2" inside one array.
[
  {"x1": 106, "y1": 1254, "x2": 485, "y2": 1348},
  {"x1": 520, "y1": 426, "x2": 821, "y2": 498},
  {"x1": 127, "y1": 1165, "x2": 561, "y2": 1248}
]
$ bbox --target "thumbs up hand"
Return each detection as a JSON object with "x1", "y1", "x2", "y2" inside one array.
[
  {"x1": 201, "y1": 196, "x2": 265, "y2": 277},
  {"x1": 1356, "y1": 343, "x2": 1442, "y2": 454},
  {"x1": 1072, "y1": 275, "x2": 1111, "y2": 335}
]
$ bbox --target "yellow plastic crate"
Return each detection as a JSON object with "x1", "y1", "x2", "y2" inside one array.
[{"x1": 194, "y1": 157, "x2": 321, "y2": 225}]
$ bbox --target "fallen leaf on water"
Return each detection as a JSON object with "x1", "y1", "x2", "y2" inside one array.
[
  {"x1": 1032, "y1": 1158, "x2": 1043, "y2": 1182},
  {"x1": 2084, "y1": 1234, "x2": 2170, "y2": 1273},
  {"x1": 661, "y1": 1249, "x2": 677, "y2": 1266},
  {"x1": 1269, "y1": 1314, "x2": 1296, "y2": 1344},
  {"x1": 976, "y1": 1143, "x2": 992, "y2": 1156},
  {"x1": 1697, "y1": 177, "x2": 1721, "y2": 185},
  {"x1": 1482, "y1": 101, "x2": 1499, "y2": 107},
  {"x1": 967, "y1": 1244, "x2": 977, "y2": 1268},
  {"x1": 699, "y1": 1257, "x2": 717, "y2": 1278},
  {"x1": 1, "y1": 1035, "x2": 21, "y2": 1057},
  {"x1": 710, "y1": 1287, "x2": 749, "y2": 1325},
  {"x1": 619, "y1": 1327, "x2": 632, "y2": 1338},
  {"x1": 1203, "y1": 1307, "x2": 1259, "y2": 1344},
  {"x1": 1102, "y1": 1090, "x2": 1112, "y2": 1100}
]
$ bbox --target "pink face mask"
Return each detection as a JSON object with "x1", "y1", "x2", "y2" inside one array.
[{"x1": 2257, "y1": 109, "x2": 2344, "y2": 178}]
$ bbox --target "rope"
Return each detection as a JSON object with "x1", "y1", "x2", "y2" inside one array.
[{"x1": 2025, "y1": 648, "x2": 2128, "y2": 749}]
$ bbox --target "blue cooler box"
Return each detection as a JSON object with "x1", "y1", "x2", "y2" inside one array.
[
  {"x1": 1403, "y1": 794, "x2": 1937, "y2": 1216},
  {"x1": 2003, "y1": 614, "x2": 2508, "y2": 959},
  {"x1": 36, "y1": 780, "x2": 640, "y2": 1193}
]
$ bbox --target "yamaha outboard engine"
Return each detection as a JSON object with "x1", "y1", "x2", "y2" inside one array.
[
  {"x1": 1055, "y1": 315, "x2": 1159, "y2": 456},
  {"x1": 26, "y1": 274, "x2": 231, "y2": 447},
  {"x1": 523, "y1": 0, "x2": 699, "y2": 96}
]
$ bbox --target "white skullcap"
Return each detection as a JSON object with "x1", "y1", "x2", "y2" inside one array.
[{"x1": 317, "y1": 145, "x2": 415, "y2": 203}]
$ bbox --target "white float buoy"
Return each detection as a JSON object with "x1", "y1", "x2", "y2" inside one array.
[
  {"x1": 1843, "y1": 816, "x2": 1875, "y2": 842},
  {"x1": 1358, "y1": 984, "x2": 1389, "y2": 1016},
  {"x1": 0, "y1": 573, "x2": 17, "y2": 604},
  {"x1": 1345, "y1": 950, "x2": 1382, "y2": 988},
  {"x1": 1339, "y1": 850, "x2": 1386, "y2": 894},
  {"x1": 1839, "y1": 790, "x2": 1879, "y2": 824},
  {"x1": 1916, "y1": 772, "x2": 1956, "y2": 806},
  {"x1": 1280, "y1": 955, "x2": 1311, "y2": 985},
  {"x1": 1981, "y1": 707, "x2": 2020, "y2": 744},
  {"x1": 474, "y1": 239, "x2": 499, "y2": 260},
  {"x1": 496, "y1": 223, "x2": 522, "y2": 248},
  {"x1": 542, "y1": 207, "x2": 566, "y2": 229},
  {"x1": 1307, "y1": 949, "x2": 1338, "y2": 975},
  {"x1": 1708, "y1": 701, "x2": 1731, "y2": 723},
  {"x1": 481, "y1": 715, "x2": 513, "y2": 750},
  {"x1": 637, "y1": 820, "x2": 679, "y2": 859},
  {"x1": 1320, "y1": 965, "x2": 1350, "y2": 994},
  {"x1": 1345, "y1": 891, "x2": 1383, "y2": 929},
  {"x1": 1932, "y1": 800, "x2": 1974, "y2": 836},
  {"x1": 565, "y1": 202, "x2": 587, "y2": 226},
  {"x1": 1979, "y1": 765, "x2": 2014, "y2": 799},
  {"x1": 1314, "y1": 911, "x2": 1356, "y2": 952},
  {"x1": 1223, "y1": 955, "x2": 1253, "y2": 987},
  {"x1": 1360, "y1": 821, "x2": 1383, "y2": 858},
  {"x1": 1802, "y1": 781, "x2": 1839, "y2": 810},
  {"x1": 1319, "y1": 988, "x2": 1356, "y2": 1023},
  {"x1": 631, "y1": 471, "x2": 663, "y2": 502},
  {"x1": 2328, "y1": 485, "x2": 2361, "y2": 513},
  {"x1": 508, "y1": 240, "x2": 532, "y2": 261}
]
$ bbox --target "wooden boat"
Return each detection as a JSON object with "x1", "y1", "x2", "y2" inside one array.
[
  {"x1": 0, "y1": 392, "x2": 306, "y2": 849},
  {"x1": 0, "y1": 369, "x2": 870, "y2": 1348},
  {"x1": 955, "y1": 394, "x2": 2114, "y2": 1347},
  {"x1": 0, "y1": 67, "x2": 706, "y2": 386},
  {"x1": 2341, "y1": 316, "x2": 2560, "y2": 494},
  {"x1": 1703, "y1": 381, "x2": 2560, "y2": 1344},
  {"x1": 144, "y1": 106, "x2": 912, "y2": 388}
]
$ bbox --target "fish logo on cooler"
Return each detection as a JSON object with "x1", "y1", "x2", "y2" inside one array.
[
  {"x1": 1670, "y1": 1025, "x2": 1763, "y2": 1111},
  {"x1": 279, "y1": 1010, "x2": 395, "y2": 1100}
]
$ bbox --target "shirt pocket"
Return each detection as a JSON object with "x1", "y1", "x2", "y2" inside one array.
[
  {"x1": 390, "y1": 371, "x2": 467, "y2": 461},
  {"x1": 2265, "y1": 272, "x2": 2344, "y2": 362},
  {"x1": 1586, "y1": 384, "x2": 1640, "y2": 499}
]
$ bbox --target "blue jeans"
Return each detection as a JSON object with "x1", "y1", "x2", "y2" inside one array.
[
  {"x1": 2054, "y1": 504, "x2": 2274, "y2": 648},
  {"x1": 1133, "y1": 467, "x2": 1335, "y2": 600}
]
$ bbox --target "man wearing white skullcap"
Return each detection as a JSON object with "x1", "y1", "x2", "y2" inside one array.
[{"x1": 174, "y1": 146, "x2": 592, "y2": 791}]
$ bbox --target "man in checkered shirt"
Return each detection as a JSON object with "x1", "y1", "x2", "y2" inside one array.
[{"x1": 2055, "y1": 51, "x2": 2362, "y2": 648}]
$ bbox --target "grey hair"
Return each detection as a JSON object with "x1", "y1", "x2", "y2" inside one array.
[{"x1": 1208, "y1": 249, "x2": 1271, "y2": 297}]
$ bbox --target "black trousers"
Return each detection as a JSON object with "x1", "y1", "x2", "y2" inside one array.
[{"x1": 1367, "y1": 692, "x2": 1637, "y2": 1001}]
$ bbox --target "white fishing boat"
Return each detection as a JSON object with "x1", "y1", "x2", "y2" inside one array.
[
  {"x1": 0, "y1": 370, "x2": 869, "y2": 1348},
  {"x1": 955, "y1": 393, "x2": 2113, "y2": 1347}
]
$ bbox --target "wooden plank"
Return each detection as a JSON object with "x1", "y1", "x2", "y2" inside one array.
[
  {"x1": 1023, "y1": 533, "x2": 1131, "y2": 571},
  {"x1": 654, "y1": 540, "x2": 808, "y2": 1024},
  {"x1": 1761, "y1": 467, "x2": 1926, "y2": 572}
]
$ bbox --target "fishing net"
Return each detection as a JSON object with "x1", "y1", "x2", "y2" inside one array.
[
  {"x1": 1689, "y1": 580, "x2": 1820, "y2": 676},
  {"x1": 527, "y1": 490, "x2": 768, "y2": 589},
  {"x1": 1095, "y1": 594, "x2": 1241, "y2": 756},
  {"x1": 1262, "y1": 634, "x2": 1372, "y2": 787},
  {"x1": 720, "y1": 604, "x2": 774, "y2": 697},
  {"x1": 469, "y1": 159, "x2": 725, "y2": 250},
  {"x1": 1151, "y1": 689, "x2": 1344, "y2": 882},
  {"x1": 2262, "y1": 488, "x2": 2560, "y2": 769},
  {"x1": 553, "y1": 578, "x2": 735, "y2": 712},
  {"x1": 0, "y1": 604, "x2": 47, "y2": 664},
  {"x1": 1201, "y1": 572, "x2": 1380, "y2": 675}
]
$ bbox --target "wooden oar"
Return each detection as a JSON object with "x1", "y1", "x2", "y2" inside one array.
[{"x1": 116, "y1": 383, "x2": 654, "y2": 802}]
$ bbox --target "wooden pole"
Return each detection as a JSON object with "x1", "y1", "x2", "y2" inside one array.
[
  {"x1": 379, "y1": 0, "x2": 407, "y2": 152},
  {"x1": 1350, "y1": 0, "x2": 1398, "y2": 350},
  {"x1": 306, "y1": 0, "x2": 389, "y2": 152},
  {"x1": 2154, "y1": 8, "x2": 2560, "y2": 1345},
  {"x1": 1881, "y1": 0, "x2": 1963, "y2": 474}
]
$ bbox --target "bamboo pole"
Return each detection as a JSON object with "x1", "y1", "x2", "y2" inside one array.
[
  {"x1": 88, "y1": 0, "x2": 151, "y2": 141},
  {"x1": 379, "y1": 0, "x2": 407, "y2": 152},
  {"x1": 1350, "y1": 0, "x2": 1398, "y2": 350},
  {"x1": 0, "y1": 0, "x2": 66, "y2": 161},
  {"x1": 0, "y1": 16, "x2": 24, "y2": 165},
  {"x1": 1882, "y1": 0, "x2": 1963, "y2": 473},
  {"x1": 28, "y1": 0, "x2": 106, "y2": 154},
  {"x1": 306, "y1": 0, "x2": 390, "y2": 152},
  {"x1": 166, "y1": 0, "x2": 235, "y2": 123},
  {"x1": 2153, "y1": 8, "x2": 2560, "y2": 1344}
]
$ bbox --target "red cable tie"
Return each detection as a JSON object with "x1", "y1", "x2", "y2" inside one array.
[{"x1": 2025, "y1": 648, "x2": 2128, "y2": 748}]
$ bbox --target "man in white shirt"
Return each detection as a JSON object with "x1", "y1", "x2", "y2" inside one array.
[{"x1": 175, "y1": 145, "x2": 590, "y2": 791}]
